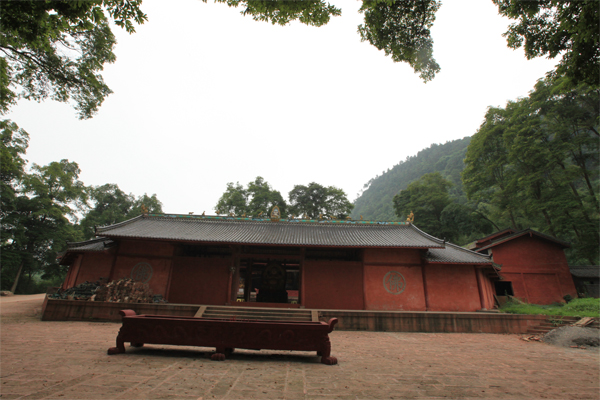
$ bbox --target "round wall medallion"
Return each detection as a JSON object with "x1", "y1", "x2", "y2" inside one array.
[
  {"x1": 131, "y1": 262, "x2": 153, "y2": 283},
  {"x1": 383, "y1": 271, "x2": 406, "y2": 295}
]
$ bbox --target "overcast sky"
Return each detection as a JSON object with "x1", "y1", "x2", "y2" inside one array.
[{"x1": 7, "y1": 0, "x2": 558, "y2": 216}]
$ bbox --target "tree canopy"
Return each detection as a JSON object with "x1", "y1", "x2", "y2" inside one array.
[
  {"x1": 493, "y1": 0, "x2": 599, "y2": 87},
  {"x1": 79, "y1": 183, "x2": 163, "y2": 240},
  {"x1": 3, "y1": 0, "x2": 595, "y2": 119},
  {"x1": 463, "y1": 76, "x2": 599, "y2": 264},
  {"x1": 288, "y1": 182, "x2": 354, "y2": 219},
  {"x1": 0, "y1": 120, "x2": 164, "y2": 293},
  {"x1": 215, "y1": 178, "x2": 353, "y2": 219},
  {"x1": 215, "y1": 177, "x2": 287, "y2": 217},
  {"x1": 358, "y1": 0, "x2": 441, "y2": 82},
  {"x1": 0, "y1": 0, "x2": 147, "y2": 118}
]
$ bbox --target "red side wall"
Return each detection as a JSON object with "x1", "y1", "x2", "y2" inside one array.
[
  {"x1": 490, "y1": 235, "x2": 577, "y2": 304},
  {"x1": 424, "y1": 265, "x2": 482, "y2": 311},
  {"x1": 168, "y1": 256, "x2": 230, "y2": 305},
  {"x1": 73, "y1": 251, "x2": 114, "y2": 285},
  {"x1": 302, "y1": 260, "x2": 364, "y2": 310}
]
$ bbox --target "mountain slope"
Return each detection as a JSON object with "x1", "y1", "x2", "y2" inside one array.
[{"x1": 352, "y1": 137, "x2": 471, "y2": 221}]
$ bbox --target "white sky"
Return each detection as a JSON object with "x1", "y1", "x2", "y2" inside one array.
[{"x1": 6, "y1": 0, "x2": 557, "y2": 216}]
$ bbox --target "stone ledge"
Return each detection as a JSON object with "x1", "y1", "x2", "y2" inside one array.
[{"x1": 41, "y1": 297, "x2": 547, "y2": 334}]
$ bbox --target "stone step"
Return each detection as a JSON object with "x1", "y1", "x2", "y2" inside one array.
[
  {"x1": 204, "y1": 309, "x2": 311, "y2": 318},
  {"x1": 201, "y1": 306, "x2": 313, "y2": 322},
  {"x1": 526, "y1": 328, "x2": 551, "y2": 335},
  {"x1": 202, "y1": 313, "x2": 312, "y2": 322}
]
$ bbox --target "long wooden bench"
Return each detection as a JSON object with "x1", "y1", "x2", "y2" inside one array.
[{"x1": 107, "y1": 309, "x2": 338, "y2": 365}]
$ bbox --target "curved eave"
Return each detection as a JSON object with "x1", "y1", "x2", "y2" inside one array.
[{"x1": 95, "y1": 214, "x2": 446, "y2": 249}]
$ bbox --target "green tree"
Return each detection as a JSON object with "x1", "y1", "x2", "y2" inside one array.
[
  {"x1": 358, "y1": 0, "x2": 441, "y2": 82},
  {"x1": 288, "y1": 182, "x2": 353, "y2": 219},
  {"x1": 0, "y1": 120, "x2": 29, "y2": 220},
  {"x1": 246, "y1": 177, "x2": 287, "y2": 217},
  {"x1": 211, "y1": 0, "x2": 341, "y2": 27},
  {"x1": 1, "y1": 159, "x2": 87, "y2": 293},
  {"x1": 0, "y1": 0, "x2": 147, "y2": 118},
  {"x1": 215, "y1": 177, "x2": 286, "y2": 217},
  {"x1": 462, "y1": 106, "x2": 524, "y2": 230},
  {"x1": 463, "y1": 77, "x2": 599, "y2": 264},
  {"x1": 493, "y1": 0, "x2": 599, "y2": 87},
  {"x1": 392, "y1": 172, "x2": 452, "y2": 238},
  {"x1": 79, "y1": 183, "x2": 163, "y2": 240}
]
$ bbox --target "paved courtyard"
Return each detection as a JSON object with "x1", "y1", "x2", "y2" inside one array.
[{"x1": 1, "y1": 295, "x2": 598, "y2": 399}]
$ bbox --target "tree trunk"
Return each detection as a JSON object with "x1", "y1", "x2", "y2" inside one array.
[{"x1": 10, "y1": 261, "x2": 24, "y2": 294}]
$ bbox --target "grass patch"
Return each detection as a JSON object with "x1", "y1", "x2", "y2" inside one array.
[{"x1": 500, "y1": 297, "x2": 600, "y2": 318}]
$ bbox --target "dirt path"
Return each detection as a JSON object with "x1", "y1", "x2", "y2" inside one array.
[{"x1": 1, "y1": 296, "x2": 599, "y2": 399}]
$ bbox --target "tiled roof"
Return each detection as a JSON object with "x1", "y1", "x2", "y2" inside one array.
[
  {"x1": 66, "y1": 238, "x2": 114, "y2": 252},
  {"x1": 95, "y1": 214, "x2": 446, "y2": 248},
  {"x1": 426, "y1": 242, "x2": 492, "y2": 264},
  {"x1": 570, "y1": 266, "x2": 600, "y2": 279},
  {"x1": 475, "y1": 229, "x2": 569, "y2": 252}
]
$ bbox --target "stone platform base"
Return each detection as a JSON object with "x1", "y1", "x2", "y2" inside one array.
[{"x1": 41, "y1": 297, "x2": 546, "y2": 334}]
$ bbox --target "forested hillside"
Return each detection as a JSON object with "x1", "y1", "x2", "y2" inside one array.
[
  {"x1": 352, "y1": 137, "x2": 471, "y2": 221},
  {"x1": 353, "y1": 77, "x2": 599, "y2": 265}
]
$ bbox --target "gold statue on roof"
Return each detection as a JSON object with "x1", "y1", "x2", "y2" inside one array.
[
  {"x1": 141, "y1": 204, "x2": 148, "y2": 214},
  {"x1": 407, "y1": 211, "x2": 415, "y2": 223},
  {"x1": 270, "y1": 206, "x2": 281, "y2": 221}
]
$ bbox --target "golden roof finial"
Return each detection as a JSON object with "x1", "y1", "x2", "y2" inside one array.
[
  {"x1": 407, "y1": 211, "x2": 415, "y2": 223},
  {"x1": 141, "y1": 204, "x2": 148, "y2": 214}
]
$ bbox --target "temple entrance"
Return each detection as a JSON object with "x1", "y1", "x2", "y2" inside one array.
[{"x1": 236, "y1": 259, "x2": 300, "y2": 305}]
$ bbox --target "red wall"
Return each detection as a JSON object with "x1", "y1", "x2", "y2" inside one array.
[
  {"x1": 364, "y1": 264, "x2": 426, "y2": 311},
  {"x1": 363, "y1": 249, "x2": 426, "y2": 311},
  {"x1": 111, "y1": 255, "x2": 172, "y2": 296},
  {"x1": 364, "y1": 248, "x2": 422, "y2": 264},
  {"x1": 303, "y1": 260, "x2": 364, "y2": 310},
  {"x1": 118, "y1": 239, "x2": 174, "y2": 257},
  {"x1": 73, "y1": 252, "x2": 114, "y2": 285},
  {"x1": 491, "y1": 236, "x2": 577, "y2": 304},
  {"x1": 168, "y1": 256, "x2": 230, "y2": 305},
  {"x1": 424, "y1": 265, "x2": 482, "y2": 312}
]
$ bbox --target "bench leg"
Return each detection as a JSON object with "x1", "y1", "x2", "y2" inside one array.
[
  {"x1": 319, "y1": 337, "x2": 337, "y2": 365},
  {"x1": 211, "y1": 347, "x2": 227, "y2": 361},
  {"x1": 107, "y1": 337, "x2": 126, "y2": 355}
]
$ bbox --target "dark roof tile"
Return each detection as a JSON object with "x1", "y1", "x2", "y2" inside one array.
[
  {"x1": 95, "y1": 214, "x2": 445, "y2": 248},
  {"x1": 426, "y1": 242, "x2": 492, "y2": 264}
]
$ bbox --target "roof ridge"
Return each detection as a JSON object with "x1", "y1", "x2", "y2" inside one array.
[
  {"x1": 443, "y1": 241, "x2": 492, "y2": 260},
  {"x1": 481, "y1": 228, "x2": 570, "y2": 249},
  {"x1": 66, "y1": 237, "x2": 112, "y2": 247},
  {"x1": 96, "y1": 215, "x2": 144, "y2": 233},
  {"x1": 146, "y1": 213, "x2": 412, "y2": 226},
  {"x1": 407, "y1": 223, "x2": 445, "y2": 245}
]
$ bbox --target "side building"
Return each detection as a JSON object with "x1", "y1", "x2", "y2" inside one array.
[
  {"x1": 59, "y1": 213, "x2": 498, "y2": 312},
  {"x1": 470, "y1": 229, "x2": 578, "y2": 304}
]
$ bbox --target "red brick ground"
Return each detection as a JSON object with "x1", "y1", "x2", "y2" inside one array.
[{"x1": 1, "y1": 295, "x2": 598, "y2": 399}]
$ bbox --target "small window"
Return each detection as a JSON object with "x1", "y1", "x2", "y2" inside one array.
[{"x1": 494, "y1": 281, "x2": 514, "y2": 296}]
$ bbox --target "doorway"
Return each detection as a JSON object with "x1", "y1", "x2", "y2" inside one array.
[{"x1": 236, "y1": 259, "x2": 300, "y2": 304}]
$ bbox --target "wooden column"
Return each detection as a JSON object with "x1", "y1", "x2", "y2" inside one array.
[
  {"x1": 475, "y1": 267, "x2": 486, "y2": 310},
  {"x1": 299, "y1": 248, "x2": 306, "y2": 307},
  {"x1": 421, "y1": 263, "x2": 430, "y2": 311}
]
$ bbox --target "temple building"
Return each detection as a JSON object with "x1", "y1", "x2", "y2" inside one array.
[
  {"x1": 470, "y1": 228, "x2": 578, "y2": 304},
  {"x1": 60, "y1": 212, "x2": 502, "y2": 312},
  {"x1": 60, "y1": 212, "x2": 578, "y2": 311}
]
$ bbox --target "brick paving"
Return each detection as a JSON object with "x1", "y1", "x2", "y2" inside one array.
[{"x1": 1, "y1": 295, "x2": 598, "y2": 400}]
